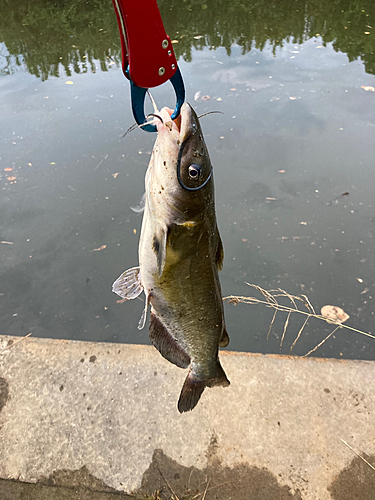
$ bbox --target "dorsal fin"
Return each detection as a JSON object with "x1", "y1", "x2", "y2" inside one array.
[{"x1": 149, "y1": 312, "x2": 190, "y2": 369}]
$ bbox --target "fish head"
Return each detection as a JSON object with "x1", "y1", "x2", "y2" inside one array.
[{"x1": 149, "y1": 102, "x2": 214, "y2": 221}]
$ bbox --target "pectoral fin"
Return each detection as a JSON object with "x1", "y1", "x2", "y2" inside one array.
[
  {"x1": 149, "y1": 312, "x2": 190, "y2": 369},
  {"x1": 215, "y1": 232, "x2": 224, "y2": 271},
  {"x1": 112, "y1": 266, "x2": 143, "y2": 300},
  {"x1": 152, "y1": 225, "x2": 168, "y2": 277}
]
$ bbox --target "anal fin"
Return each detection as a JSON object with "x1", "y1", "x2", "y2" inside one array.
[
  {"x1": 149, "y1": 312, "x2": 190, "y2": 369},
  {"x1": 112, "y1": 266, "x2": 143, "y2": 300}
]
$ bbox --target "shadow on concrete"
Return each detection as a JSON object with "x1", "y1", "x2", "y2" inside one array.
[
  {"x1": 1, "y1": 447, "x2": 374, "y2": 499},
  {"x1": 138, "y1": 448, "x2": 302, "y2": 499},
  {"x1": 328, "y1": 453, "x2": 375, "y2": 500}
]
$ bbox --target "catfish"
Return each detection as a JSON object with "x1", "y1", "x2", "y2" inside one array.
[{"x1": 113, "y1": 102, "x2": 229, "y2": 412}]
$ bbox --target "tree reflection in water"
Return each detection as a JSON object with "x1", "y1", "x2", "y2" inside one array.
[{"x1": 0, "y1": 0, "x2": 374, "y2": 80}]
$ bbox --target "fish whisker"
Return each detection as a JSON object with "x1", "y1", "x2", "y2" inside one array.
[
  {"x1": 198, "y1": 111, "x2": 224, "y2": 119},
  {"x1": 147, "y1": 90, "x2": 159, "y2": 114},
  {"x1": 122, "y1": 115, "x2": 162, "y2": 138},
  {"x1": 146, "y1": 113, "x2": 164, "y2": 124}
]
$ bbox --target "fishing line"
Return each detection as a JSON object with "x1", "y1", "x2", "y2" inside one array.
[{"x1": 176, "y1": 138, "x2": 212, "y2": 192}]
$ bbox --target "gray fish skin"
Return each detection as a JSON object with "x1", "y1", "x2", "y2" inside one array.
[{"x1": 113, "y1": 103, "x2": 229, "y2": 412}]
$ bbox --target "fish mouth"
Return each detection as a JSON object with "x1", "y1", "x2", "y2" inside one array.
[
  {"x1": 156, "y1": 103, "x2": 197, "y2": 144},
  {"x1": 153, "y1": 102, "x2": 212, "y2": 192}
]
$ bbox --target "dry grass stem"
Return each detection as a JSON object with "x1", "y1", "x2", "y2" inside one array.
[
  {"x1": 301, "y1": 294, "x2": 316, "y2": 315},
  {"x1": 341, "y1": 439, "x2": 375, "y2": 472},
  {"x1": 201, "y1": 479, "x2": 210, "y2": 500},
  {"x1": 191, "y1": 481, "x2": 234, "y2": 499},
  {"x1": 302, "y1": 326, "x2": 340, "y2": 357},
  {"x1": 0, "y1": 333, "x2": 32, "y2": 353},
  {"x1": 280, "y1": 288, "x2": 298, "y2": 310},
  {"x1": 224, "y1": 283, "x2": 374, "y2": 356},
  {"x1": 187, "y1": 469, "x2": 194, "y2": 491},
  {"x1": 267, "y1": 309, "x2": 278, "y2": 342},
  {"x1": 156, "y1": 467, "x2": 180, "y2": 500},
  {"x1": 289, "y1": 316, "x2": 310, "y2": 353},
  {"x1": 280, "y1": 310, "x2": 291, "y2": 350}
]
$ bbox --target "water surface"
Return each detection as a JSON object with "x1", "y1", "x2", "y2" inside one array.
[{"x1": 1, "y1": 0, "x2": 374, "y2": 359}]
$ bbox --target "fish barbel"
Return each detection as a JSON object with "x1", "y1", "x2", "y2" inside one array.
[{"x1": 113, "y1": 102, "x2": 230, "y2": 412}]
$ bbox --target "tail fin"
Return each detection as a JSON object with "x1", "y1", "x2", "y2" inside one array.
[{"x1": 177, "y1": 361, "x2": 230, "y2": 413}]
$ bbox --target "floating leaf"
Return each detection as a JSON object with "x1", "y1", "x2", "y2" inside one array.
[
  {"x1": 91, "y1": 245, "x2": 107, "y2": 252},
  {"x1": 194, "y1": 91, "x2": 201, "y2": 102},
  {"x1": 321, "y1": 305, "x2": 349, "y2": 324}
]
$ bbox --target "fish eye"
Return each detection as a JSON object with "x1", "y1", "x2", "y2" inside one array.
[{"x1": 188, "y1": 164, "x2": 201, "y2": 180}]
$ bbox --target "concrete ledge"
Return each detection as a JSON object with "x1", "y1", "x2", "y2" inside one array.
[{"x1": 0, "y1": 335, "x2": 374, "y2": 499}]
